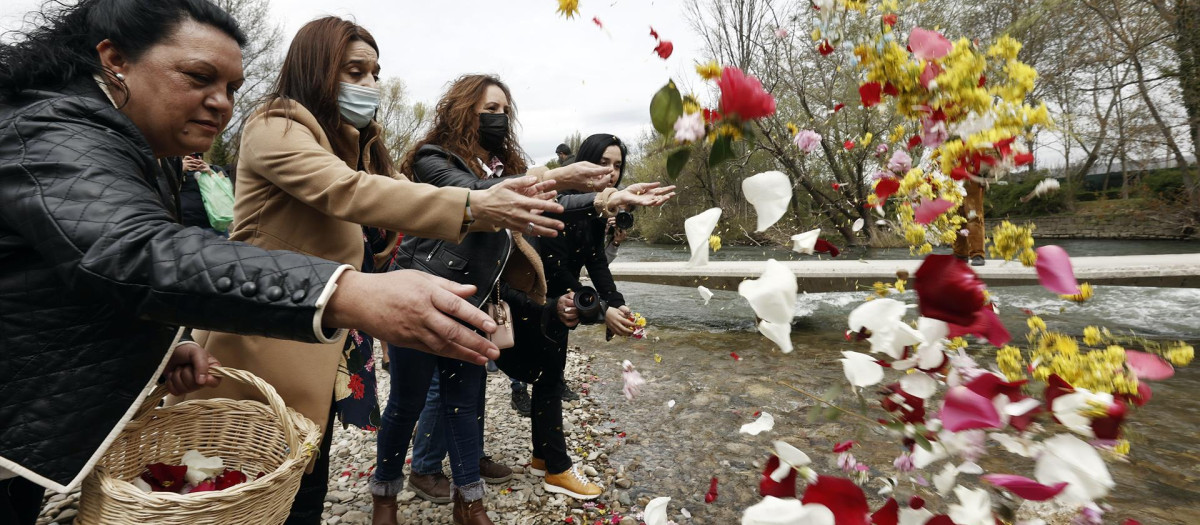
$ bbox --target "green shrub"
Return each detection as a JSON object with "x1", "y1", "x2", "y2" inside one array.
[{"x1": 984, "y1": 176, "x2": 1068, "y2": 218}]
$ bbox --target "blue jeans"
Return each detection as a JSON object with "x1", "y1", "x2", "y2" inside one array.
[{"x1": 372, "y1": 345, "x2": 487, "y2": 500}]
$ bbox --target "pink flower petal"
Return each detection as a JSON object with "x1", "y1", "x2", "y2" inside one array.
[
  {"x1": 1034, "y1": 246, "x2": 1081, "y2": 295},
  {"x1": 909, "y1": 28, "x2": 953, "y2": 61},
  {"x1": 940, "y1": 386, "x2": 1004, "y2": 431},
  {"x1": 1124, "y1": 350, "x2": 1175, "y2": 380},
  {"x1": 914, "y1": 197, "x2": 956, "y2": 225},
  {"x1": 981, "y1": 474, "x2": 1069, "y2": 501}
]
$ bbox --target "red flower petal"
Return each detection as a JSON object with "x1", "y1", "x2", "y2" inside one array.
[
  {"x1": 914, "y1": 255, "x2": 987, "y2": 326},
  {"x1": 909, "y1": 27, "x2": 953, "y2": 61},
  {"x1": 834, "y1": 103, "x2": 846, "y2": 113},
  {"x1": 704, "y1": 477, "x2": 719, "y2": 503},
  {"x1": 919, "y1": 61, "x2": 942, "y2": 89},
  {"x1": 1014, "y1": 152, "x2": 1035, "y2": 166},
  {"x1": 189, "y1": 479, "x2": 216, "y2": 493},
  {"x1": 978, "y1": 75, "x2": 987, "y2": 87},
  {"x1": 731, "y1": 352, "x2": 742, "y2": 361},
  {"x1": 981, "y1": 474, "x2": 1069, "y2": 501},
  {"x1": 845, "y1": 140, "x2": 857, "y2": 150},
  {"x1": 914, "y1": 197, "x2": 956, "y2": 225},
  {"x1": 941, "y1": 385, "x2": 1004, "y2": 431},
  {"x1": 909, "y1": 496, "x2": 925, "y2": 510},
  {"x1": 907, "y1": 135, "x2": 922, "y2": 150},
  {"x1": 1090, "y1": 399, "x2": 1127, "y2": 440},
  {"x1": 801, "y1": 475, "x2": 870, "y2": 525},
  {"x1": 859, "y1": 82, "x2": 883, "y2": 108},
  {"x1": 1044, "y1": 374, "x2": 1075, "y2": 408},
  {"x1": 946, "y1": 305, "x2": 1011, "y2": 347},
  {"x1": 871, "y1": 498, "x2": 899, "y2": 525},
  {"x1": 650, "y1": 27, "x2": 659, "y2": 40},
  {"x1": 1035, "y1": 246, "x2": 1081, "y2": 295},
  {"x1": 818, "y1": 40, "x2": 836, "y2": 55},
  {"x1": 1126, "y1": 380, "x2": 1152, "y2": 407},
  {"x1": 874, "y1": 177, "x2": 900, "y2": 202},
  {"x1": 950, "y1": 165, "x2": 970, "y2": 181},
  {"x1": 593, "y1": 17, "x2": 603, "y2": 28},
  {"x1": 814, "y1": 238, "x2": 841, "y2": 257},
  {"x1": 142, "y1": 463, "x2": 188, "y2": 493},
  {"x1": 1125, "y1": 350, "x2": 1175, "y2": 380},
  {"x1": 214, "y1": 469, "x2": 248, "y2": 490},
  {"x1": 717, "y1": 67, "x2": 777, "y2": 120},
  {"x1": 925, "y1": 516, "x2": 956, "y2": 525},
  {"x1": 654, "y1": 40, "x2": 674, "y2": 59},
  {"x1": 965, "y1": 374, "x2": 1028, "y2": 402},
  {"x1": 759, "y1": 455, "x2": 797, "y2": 498},
  {"x1": 834, "y1": 440, "x2": 857, "y2": 453},
  {"x1": 882, "y1": 13, "x2": 898, "y2": 27},
  {"x1": 881, "y1": 383, "x2": 926, "y2": 424}
]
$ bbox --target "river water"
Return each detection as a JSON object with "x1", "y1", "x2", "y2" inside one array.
[{"x1": 576, "y1": 240, "x2": 1200, "y2": 524}]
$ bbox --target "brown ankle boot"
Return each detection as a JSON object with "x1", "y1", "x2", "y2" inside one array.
[
  {"x1": 371, "y1": 495, "x2": 398, "y2": 525},
  {"x1": 451, "y1": 492, "x2": 494, "y2": 525}
]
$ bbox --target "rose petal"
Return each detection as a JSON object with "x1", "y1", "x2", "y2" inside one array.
[
  {"x1": 842, "y1": 351, "x2": 885, "y2": 388},
  {"x1": 981, "y1": 474, "x2": 1069, "y2": 501},
  {"x1": 801, "y1": 475, "x2": 870, "y2": 525},
  {"x1": 848, "y1": 298, "x2": 907, "y2": 334},
  {"x1": 758, "y1": 320, "x2": 794, "y2": 354},
  {"x1": 901, "y1": 372, "x2": 939, "y2": 399},
  {"x1": 875, "y1": 177, "x2": 901, "y2": 202},
  {"x1": 685, "y1": 208, "x2": 723, "y2": 266},
  {"x1": 792, "y1": 228, "x2": 822, "y2": 254},
  {"x1": 947, "y1": 306, "x2": 1011, "y2": 347},
  {"x1": 740, "y1": 412, "x2": 776, "y2": 435},
  {"x1": 914, "y1": 198, "x2": 956, "y2": 225},
  {"x1": 743, "y1": 497, "x2": 835, "y2": 525},
  {"x1": 773, "y1": 440, "x2": 812, "y2": 478},
  {"x1": 871, "y1": 498, "x2": 899, "y2": 525},
  {"x1": 948, "y1": 486, "x2": 993, "y2": 525},
  {"x1": 698, "y1": 286, "x2": 714, "y2": 305},
  {"x1": 941, "y1": 386, "x2": 1004, "y2": 431},
  {"x1": 760, "y1": 455, "x2": 798, "y2": 498},
  {"x1": 1034, "y1": 246, "x2": 1081, "y2": 295},
  {"x1": 738, "y1": 259, "x2": 798, "y2": 325},
  {"x1": 914, "y1": 255, "x2": 987, "y2": 327},
  {"x1": 1124, "y1": 350, "x2": 1175, "y2": 380},
  {"x1": 853, "y1": 218, "x2": 865, "y2": 232},
  {"x1": 644, "y1": 496, "x2": 672, "y2": 525},
  {"x1": 860, "y1": 82, "x2": 883, "y2": 108},
  {"x1": 1034, "y1": 434, "x2": 1114, "y2": 503},
  {"x1": 909, "y1": 27, "x2": 953, "y2": 61},
  {"x1": 743, "y1": 171, "x2": 794, "y2": 232}
]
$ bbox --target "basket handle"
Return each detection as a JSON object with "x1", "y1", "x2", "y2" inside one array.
[{"x1": 134, "y1": 366, "x2": 300, "y2": 453}]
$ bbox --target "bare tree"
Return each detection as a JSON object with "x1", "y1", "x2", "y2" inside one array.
[
  {"x1": 376, "y1": 78, "x2": 430, "y2": 167},
  {"x1": 210, "y1": 0, "x2": 283, "y2": 160}
]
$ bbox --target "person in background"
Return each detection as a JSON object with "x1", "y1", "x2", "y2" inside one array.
[
  {"x1": 180, "y1": 153, "x2": 232, "y2": 235},
  {"x1": 954, "y1": 179, "x2": 986, "y2": 266},
  {"x1": 0, "y1": 2, "x2": 508, "y2": 523},
  {"x1": 176, "y1": 17, "x2": 568, "y2": 525},
  {"x1": 604, "y1": 215, "x2": 629, "y2": 263},
  {"x1": 556, "y1": 143, "x2": 573, "y2": 166}
]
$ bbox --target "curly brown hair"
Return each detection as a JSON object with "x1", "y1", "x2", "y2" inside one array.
[{"x1": 400, "y1": 74, "x2": 528, "y2": 179}]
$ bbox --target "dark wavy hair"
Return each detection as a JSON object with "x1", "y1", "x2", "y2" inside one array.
[
  {"x1": 400, "y1": 74, "x2": 529, "y2": 179},
  {"x1": 262, "y1": 17, "x2": 393, "y2": 176},
  {"x1": 575, "y1": 133, "x2": 628, "y2": 187},
  {"x1": 0, "y1": 0, "x2": 246, "y2": 99}
]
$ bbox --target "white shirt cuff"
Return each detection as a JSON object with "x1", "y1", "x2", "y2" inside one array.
[{"x1": 313, "y1": 264, "x2": 355, "y2": 343}]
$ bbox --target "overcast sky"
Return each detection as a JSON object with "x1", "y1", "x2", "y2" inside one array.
[{"x1": 1, "y1": 0, "x2": 710, "y2": 165}]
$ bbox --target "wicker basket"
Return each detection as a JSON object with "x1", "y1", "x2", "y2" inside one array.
[{"x1": 77, "y1": 366, "x2": 322, "y2": 525}]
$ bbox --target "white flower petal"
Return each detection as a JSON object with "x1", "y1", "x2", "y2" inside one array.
[
  {"x1": 738, "y1": 259, "x2": 798, "y2": 325},
  {"x1": 1004, "y1": 397, "x2": 1042, "y2": 416},
  {"x1": 900, "y1": 372, "x2": 939, "y2": 399},
  {"x1": 1051, "y1": 390, "x2": 1112, "y2": 438},
  {"x1": 743, "y1": 171, "x2": 794, "y2": 232},
  {"x1": 790, "y1": 228, "x2": 821, "y2": 254},
  {"x1": 917, "y1": 317, "x2": 949, "y2": 342},
  {"x1": 852, "y1": 218, "x2": 865, "y2": 232},
  {"x1": 989, "y1": 433, "x2": 1041, "y2": 458},
  {"x1": 739, "y1": 412, "x2": 776, "y2": 436},
  {"x1": 848, "y1": 298, "x2": 906, "y2": 333},
  {"x1": 1035, "y1": 434, "x2": 1114, "y2": 503},
  {"x1": 912, "y1": 441, "x2": 948, "y2": 469},
  {"x1": 957, "y1": 461, "x2": 983, "y2": 475},
  {"x1": 899, "y1": 507, "x2": 935, "y2": 525},
  {"x1": 841, "y1": 351, "x2": 884, "y2": 388},
  {"x1": 933, "y1": 463, "x2": 958, "y2": 496},
  {"x1": 644, "y1": 496, "x2": 672, "y2": 525},
  {"x1": 742, "y1": 497, "x2": 835, "y2": 525},
  {"x1": 758, "y1": 320, "x2": 793, "y2": 354},
  {"x1": 773, "y1": 440, "x2": 812, "y2": 469},
  {"x1": 685, "y1": 208, "x2": 722, "y2": 267},
  {"x1": 948, "y1": 485, "x2": 993, "y2": 525},
  {"x1": 698, "y1": 285, "x2": 714, "y2": 305},
  {"x1": 132, "y1": 477, "x2": 153, "y2": 493}
]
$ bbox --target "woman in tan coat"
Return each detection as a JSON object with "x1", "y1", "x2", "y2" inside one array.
[{"x1": 180, "y1": 17, "x2": 613, "y2": 524}]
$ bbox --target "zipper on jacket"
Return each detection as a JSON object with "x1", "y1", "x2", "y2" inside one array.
[
  {"x1": 426, "y1": 240, "x2": 444, "y2": 262},
  {"x1": 479, "y1": 230, "x2": 513, "y2": 308}
]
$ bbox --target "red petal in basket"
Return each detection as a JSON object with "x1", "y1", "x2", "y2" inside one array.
[
  {"x1": 982, "y1": 474, "x2": 1068, "y2": 501},
  {"x1": 1034, "y1": 246, "x2": 1081, "y2": 295},
  {"x1": 215, "y1": 469, "x2": 248, "y2": 490},
  {"x1": 1124, "y1": 350, "x2": 1175, "y2": 380},
  {"x1": 141, "y1": 463, "x2": 188, "y2": 493},
  {"x1": 188, "y1": 480, "x2": 216, "y2": 493},
  {"x1": 914, "y1": 197, "x2": 955, "y2": 225}
]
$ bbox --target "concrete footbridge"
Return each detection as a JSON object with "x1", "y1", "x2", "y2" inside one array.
[{"x1": 607, "y1": 254, "x2": 1200, "y2": 292}]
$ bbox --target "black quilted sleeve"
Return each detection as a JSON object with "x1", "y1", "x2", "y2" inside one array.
[{"x1": 0, "y1": 97, "x2": 342, "y2": 343}]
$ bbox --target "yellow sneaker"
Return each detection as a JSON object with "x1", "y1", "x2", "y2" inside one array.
[
  {"x1": 543, "y1": 465, "x2": 603, "y2": 500},
  {"x1": 528, "y1": 457, "x2": 546, "y2": 477}
]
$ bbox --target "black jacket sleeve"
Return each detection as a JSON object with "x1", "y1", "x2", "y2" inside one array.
[{"x1": 0, "y1": 100, "x2": 341, "y2": 342}]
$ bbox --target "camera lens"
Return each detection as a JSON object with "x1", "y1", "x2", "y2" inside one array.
[{"x1": 615, "y1": 210, "x2": 634, "y2": 230}]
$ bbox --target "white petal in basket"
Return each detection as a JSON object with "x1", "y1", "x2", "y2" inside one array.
[
  {"x1": 742, "y1": 171, "x2": 794, "y2": 232},
  {"x1": 790, "y1": 228, "x2": 821, "y2": 254},
  {"x1": 698, "y1": 286, "x2": 714, "y2": 305},
  {"x1": 742, "y1": 497, "x2": 834, "y2": 525},
  {"x1": 758, "y1": 320, "x2": 793, "y2": 353},
  {"x1": 739, "y1": 412, "x2": 776, "y2": 435},
  {"x1": 181, "y1": 449, "x2": 224, "y2": 485},
  {"x1": 644, "y1": 496, "x2": 672, "y2": 525},
  {"x1": 738, "y1": 259, "x2": 798, "y2": 325},
  {"x1": 685, "y1": 208, "x2": 723, "y2": 267}
]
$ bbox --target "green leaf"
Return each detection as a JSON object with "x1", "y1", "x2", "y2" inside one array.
[
  {"x1": 666, "y1": 148, "x2": 691, "y2": 179},
  {"x1": 913, "y1": 432, "x2": 933, "y2": 452},
  {"x1": 708, "y1": 133, "x2": 736, "y2": 167},
  {"x1": 823, "y1": 407, "x2": 843, "y2": 421},
  {"x1": 806, "y1": 406, "x2": 824, "y2": 423},
  {"x1": 649, "y1": 81, "x2": 683, "y2": 136}
]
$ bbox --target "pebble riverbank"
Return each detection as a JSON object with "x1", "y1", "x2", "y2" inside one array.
[{"x1": 37, "y1": 342, "x2": 650, "y2": 525}]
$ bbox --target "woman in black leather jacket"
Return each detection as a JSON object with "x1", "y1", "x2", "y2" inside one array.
[{"x1": 370, "y1": 74, "x2": 672, "y2": 524}]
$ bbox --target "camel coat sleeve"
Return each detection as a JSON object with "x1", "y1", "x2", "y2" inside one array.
[{"x1": 239, "y1": 111, "x2": 468, "y2": 242}]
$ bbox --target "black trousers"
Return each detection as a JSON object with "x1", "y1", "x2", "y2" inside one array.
[
  {"x1": 0, "y1": 477, "x2": 44, "y2": 525},
  {"x1": 495, "y1": 315, "x2": 572, "y2": 475},
  {"x1": 284, "y1": 405, "x2": 335, "y2": 525}
]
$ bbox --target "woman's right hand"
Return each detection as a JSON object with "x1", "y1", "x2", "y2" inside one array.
[
  {"x1": 605, "y1": 306, "x2": 636, "y2": 337},
  {"x1": 556, "y1": 291, "x2": 579, "y2": 327},
  {"x1": 608, "y1": 182, "x2": 677, "y2": 210},
  {"x1": 470, "y1": 176, "x2": 565, "y2": 236},
  {"x1": 544, "y1": 162, "x2": 614, "y2": 192},
  {"x1": 324, "y1": 270, "x2": 499, "y2": 365}
]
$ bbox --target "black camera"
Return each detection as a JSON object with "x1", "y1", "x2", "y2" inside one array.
[
  {"x1": 573, "y1": 286, "x2": 607, "y2": 325},
  {"x1": 614, "y1": 208, "x2": 634, "y2": 230}
]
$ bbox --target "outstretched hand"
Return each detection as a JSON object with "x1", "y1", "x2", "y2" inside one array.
[
  {"x1": 471, "y1": 176, "x2": 565, "y2": 237},
  {"x1": 611, "y1": 182, "x2": 677, "y2": 209}
]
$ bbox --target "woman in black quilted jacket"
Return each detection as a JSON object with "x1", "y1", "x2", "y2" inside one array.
[{"x1": 0, "y1": 2, "x2": 506, "y2": 522}]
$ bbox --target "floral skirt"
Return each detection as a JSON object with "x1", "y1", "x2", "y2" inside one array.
[{"x1": 333, "y1": 329, "x2": 381, "y2": 431}]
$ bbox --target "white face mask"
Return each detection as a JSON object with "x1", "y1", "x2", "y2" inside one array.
[{"x1": 337, "y1": 82, "x2": 380, "y2": 129}]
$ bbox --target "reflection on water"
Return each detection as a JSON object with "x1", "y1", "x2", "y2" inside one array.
[{"x1": 576, "y1": 239, "x2": 1200, "y2": 523}]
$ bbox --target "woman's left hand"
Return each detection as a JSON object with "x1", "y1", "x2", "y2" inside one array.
[
  {"x1": 609, "y1": 182, "x2": 676, "y2": 209},
  {"x1": 163, "y1": 342, "x2": 222, "y2": 396},
  {"x1": 605, "y1": 306, "x2": 636, "y2": 337},
  {"x1": 545, "y1": 161, "x2": 613, "y2": 192}
]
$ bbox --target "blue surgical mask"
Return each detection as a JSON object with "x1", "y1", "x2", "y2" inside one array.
[{"x1": 337, "y1": 82, "x2": 379, "y2": 129}]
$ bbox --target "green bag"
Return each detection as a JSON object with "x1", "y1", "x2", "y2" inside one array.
[{"x1": 195, "y1": 170, "x2": 235, "y2": 232}]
